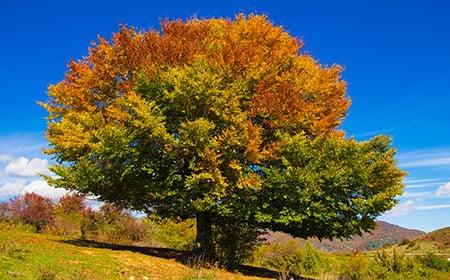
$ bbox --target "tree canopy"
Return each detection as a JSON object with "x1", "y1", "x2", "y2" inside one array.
[{"x1": 41, "y1": 15, "x2": 405, "y2": 258}]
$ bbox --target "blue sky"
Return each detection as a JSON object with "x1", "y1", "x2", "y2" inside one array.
[{"x1": 0, "y1": 0, "x2": 449, "y2": 232}]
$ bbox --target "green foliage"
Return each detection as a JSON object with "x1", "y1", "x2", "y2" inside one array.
[
  {"x1": 256, "y1": 134, "x2": 405, "y2": 239},
  {"x1": 144, "y1": 216, "x2": 196, "y2": 250},
  {"x1": 213, "y1": 218, "x2": 263, "y2": 268},
  {"x1": 338, "y1": 253, "x2": 371, "y2": 280},
  {"x1": 416, "y1": 253, "x2": 450, "y2": 272},
  {"x1": 42, "y1": 15, "x2": 406, "y2": 263},
  {"x1": 339, "y1": 250, "x2": 438, "y2": 280},
  {"x1": 253, "y1": 240, "x2": 330, "y2": 277}
]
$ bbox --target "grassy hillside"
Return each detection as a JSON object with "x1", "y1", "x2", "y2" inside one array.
[
  {"x1": 1, "y1": 224, "x2": 449, "y2": 280},
  {"x1": 0, "y1": 225, "x2": 265, "y2": 280},
  {"x1": 379, "y1": 227, "x2": 450, "y2": 258}
]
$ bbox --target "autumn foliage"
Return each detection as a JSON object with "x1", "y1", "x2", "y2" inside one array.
[
  {"x1": 5, "y1": 193, "x2": 55, "y2": 232},
  {"x1": 41, "y1": 15, "x2": 405, "y2": 260}
]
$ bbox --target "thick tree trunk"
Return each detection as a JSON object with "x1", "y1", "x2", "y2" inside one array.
[{"x1": 195, "y1": 212, "x2": 215, "y2": 259}]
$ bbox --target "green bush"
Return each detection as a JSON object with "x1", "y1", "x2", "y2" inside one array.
[
  {"x1": 144, "y1": 216, "x2": 196, "y2": 250},
  {"x1": 370, "y1": 250, "x2": 435, "y2": 280},
  {"x1": 416, "y1": 253, "x2": 450, "y2": 272},
  {"x1": 213, "y1": 218, "x2": 263, "y2": 268},
  {"x1": 253, "y1": 239, "x2": 330, "y2": 277},
  {"x1": 338, "y1": 253, "x2": 371, "y2": 280}
]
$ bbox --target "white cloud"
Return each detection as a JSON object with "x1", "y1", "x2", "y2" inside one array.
[
  {"x1": 20, "y1": 180, "x2": 69, "y2": 201},
  {"x1": 386, "y1": 200, "x2": 415, "y2": 217},
  {"x1": 0, "y1": 154, "x2": 13, "y2": 162},
  {"x1": 5, "y1": 157, "x2": 51, "y2": 177},
  {"x1": 404, "y1": 178, "x2": 442, "y2": 184},
  {"x1": 435, "y1": 182, "x2": 450, "y2": 197},
  {"x1": 398, "y1": 148, "x2": 450, "y2": 168},
  {"x1": 417, "y1": 204, "x2": 450, "y2": 210},
  {"x1": 402, "y1": 191, "x2": 433, "y2": 198},
  {"x1": 0, "y1": 179, "x2": 27, "y2": 198}
]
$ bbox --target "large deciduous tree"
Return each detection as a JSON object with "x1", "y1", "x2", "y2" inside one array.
[{"x1": 41, "y1": 15, "x2": 405, "y2": 259}]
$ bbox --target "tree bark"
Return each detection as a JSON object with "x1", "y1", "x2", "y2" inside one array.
[{"x1": 195, "y1": 212, "x2": 215, "y2": 259}]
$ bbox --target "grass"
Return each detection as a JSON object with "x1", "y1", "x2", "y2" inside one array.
[
  {"x1": 1, "y1": 222, "x2": 448, "y2": 280},
  {"x1": 0, "y1": 225, "x2": 263, "y2": 280}
]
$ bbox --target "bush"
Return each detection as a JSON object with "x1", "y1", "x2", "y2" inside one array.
[
  {"x1": 45, "y1": 193, "x2": 90, "y2": 237},
  {"x1": 144, "y1": 216, "x2": 196, "y2": 250},
  {"x1": 338, "y1": 253, "x2": 371, "y2": 280},
  {"x1": 371, "y1": 250, "x2": 435, "y2": 279},
  {"x1": 8, "y1": 193, "x2": 55, "y2": 232},
  {"x1": 399, "y1": 238, "x2": 410, "y2": 246},
  {"x1": 253, "y1": 239, "x2": 330, "y2": 278},
  {"x1": 416, "y1": 252, "x2": 450, "y2": 272},
  {"x1": 80, "y1": 203, "x2": 146, "y2": 244},
  {"x1": 213, "y1": 218, "x2": 263, "y2": 268},
  {"x1": 57, "y1": 193, "x2": 87, "y2": 214}
]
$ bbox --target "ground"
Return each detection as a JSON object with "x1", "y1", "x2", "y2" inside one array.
[{"x1": 0, "y1": 224, "x2": 265, "y2": 280}]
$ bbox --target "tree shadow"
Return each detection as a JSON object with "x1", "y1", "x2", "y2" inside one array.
[
  {"x1": 61, "y1": 239, "x2": 183, "y2": 259},
  {"x1": 60, "y1": 239, "x2": 314, "y2": 280}
]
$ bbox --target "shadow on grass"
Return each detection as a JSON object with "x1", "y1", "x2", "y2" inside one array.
[{"x1": 60, "y1": 239, "x2": 313, "y2": 280}]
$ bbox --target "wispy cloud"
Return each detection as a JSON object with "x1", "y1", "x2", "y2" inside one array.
[
  {"x1": 435, "y1": 182, "x2": 450, "y2": 197},
  {"x1": 404, "y1": 178, "x2": 442, "y2": 184},
  {"x1": 356, "y1": 127, "x2": 397, "y2": 138},
  {"x1": 386, "y1": 200, "x2": 415, "y2": 217},
  {"x1": 405, "y1": 182, "x2": 444, "y2": 189},
  {"x1": 417, "y1": 204, "x2": 450, "y2": 210},
  {"x1": 402, "y1": 191, "x2": 433, "y2": 198},
  {"x1": 386, "y1": 197, "x2": 450, "y2": 216},
  {"x1": 397, "y1": 148, "x2": 450, "y2": 168}
]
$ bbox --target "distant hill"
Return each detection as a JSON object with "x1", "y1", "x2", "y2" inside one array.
[
  {"x1": 379, "y1": 226, "x2": 450, "y2": 258},
  {"x1": 265, "y1": 221, "x2": 425, "y2": 252},
  {"x1": 418, "y1": 227, "x2": 450, "y2": 248}
]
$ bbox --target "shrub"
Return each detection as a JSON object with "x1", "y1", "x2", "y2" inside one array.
[
  {"x1": 371, "y1": 250, "x2": 435, "y2": 280},
  {"x1": 8, "y1": 193, "x2": 55, "y2": 232},
  {"x1": 416, "y1": 252, "x2": 450, "y2": 271},
  {"x1": 144, "y1": 216, "x2": 196, "y2": 250},
  {"x1": 57, "y1": 193, "x2": 86, "y2": 214},
  {"x1": 213, "y1": 218, "x2": 263, "y2": 268},
  {"x1": 80, "y1": 203, "x2": 146, "y2": 244},
  {"x1": 45, "y1": 193, "x2": 90, "y2": 237},
  {"x1": 338, "y1": 253, "x2": 371, "y2": 280},
  {"x1": 0, "y1": 202, "x2": 10, "y2": 220},
  {"x1": 253, "y1": 239, "x2": 330, "y2": 278},
  {"x1": 399, "y1": 238, "x2": 410, "y2": 246}
]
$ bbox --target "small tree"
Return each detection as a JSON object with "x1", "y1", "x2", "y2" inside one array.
[
  {"x1": 57, "y1": 193, "x2": 87, "y2": 214},
  {"x1": 9, "y1": 193, "x2": 55, "y2": 232},
  {"x1": 41, "y1": 15, "x2": 405, "y2": 260}
]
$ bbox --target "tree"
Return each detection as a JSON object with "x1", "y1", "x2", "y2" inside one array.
[
  {"x1": 40, "y1": 15, "x2": 405, "y2": 259},
  {"x1": 57, "y1": 193, "x2": 87, "y2": 214},
  {"x1": 9, "y1": 193, "x2": 55, "y2": 232}
]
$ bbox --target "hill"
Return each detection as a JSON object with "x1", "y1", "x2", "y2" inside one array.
[
  {"x1": 0, "y1": 225, "x2": 266, "y2": 280},
  {"x1": 419, "y1": 227, "x2": 450, "y2": 248},
  {"x1": 388, "y1": 226, "x2": 450, "y2": 258},
  {"x1": 265, "y1": 221, "x2": 424, "y2": 252}
]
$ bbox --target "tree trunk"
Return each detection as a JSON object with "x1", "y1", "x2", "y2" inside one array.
[{"x1": 195, "y1": 212, "x2": 215, "y2": 259}]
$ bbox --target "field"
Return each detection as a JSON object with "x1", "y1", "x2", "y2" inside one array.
[
  {"x1": 1, "y1": 223, "x2": 449, "y2": 280},
  {"x1": 0, "y1": 224, "x2": 265, "y2": 280}
]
